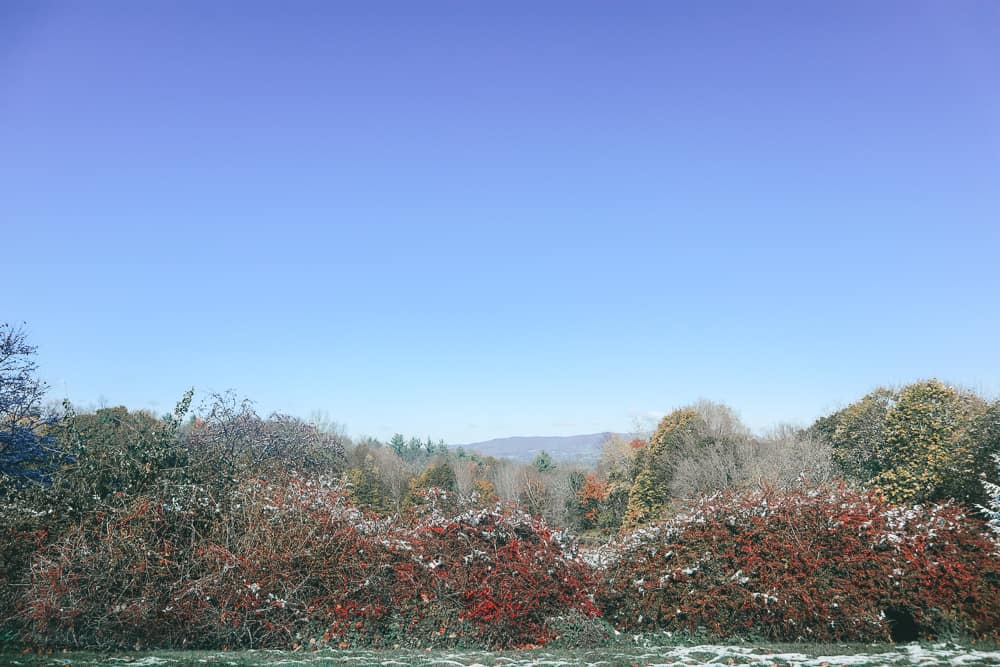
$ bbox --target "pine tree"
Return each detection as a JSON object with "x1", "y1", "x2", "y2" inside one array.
[
  {"x1": 532, "y1": 450, "x2": 555, "y2": 473},
  {"x1": 343, "y1": 455, "x2": 389, "y2": 514}
]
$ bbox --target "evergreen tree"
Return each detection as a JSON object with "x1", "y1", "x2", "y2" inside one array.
[
  {"x1": 343, "y1": 455, "x2": 389, "y2": 514},
  {"x1": 389, "y1": 433, "x2": 407, "y2": 457},
  {"x1": 532, "y1": 450, "x2": 555, "y2": 473},
  {"x1": 623, "y1": 408, "x2": 699, "y2": 529}
]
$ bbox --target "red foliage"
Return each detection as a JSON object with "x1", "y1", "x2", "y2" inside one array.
[
  {"x1": 570, "y1": 473, "x2": 609, "y2": 529},
  {"x1": 596, "y1": 485, "x2": 1000, "y2": 641},
  {"x1": 20, "y1": 479, "x2": 1000, "y2": 648},
  {"x1": 403, "y1": 506, "x2": 598, "y2": 646},
  {"x1": 20, "y1": 479, "x2": 596, "y2": 649},
  {"x1": 22, "y1": 480, "x2": 407, "y2": 648}
]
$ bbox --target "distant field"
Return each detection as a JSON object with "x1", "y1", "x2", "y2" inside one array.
[{"x1": 4, "y1": 642, "x2": 1000, "y2": 667}]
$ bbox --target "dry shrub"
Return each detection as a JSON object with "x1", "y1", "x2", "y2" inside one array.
[
  {"x1": 597, "y1": 484, "x2": 1000, "y2": 642},
  {"x1": 22, "y1": 479, "x2": 402, "y2": 649}
]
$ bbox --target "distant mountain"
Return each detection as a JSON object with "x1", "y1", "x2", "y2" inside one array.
[{"x1": 453, "y1": 432, "x2": 617, "y2": 465}]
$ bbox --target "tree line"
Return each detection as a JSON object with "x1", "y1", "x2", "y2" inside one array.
[{"x1": 2, "y1": 321, "x2": 999, "y2": 540}]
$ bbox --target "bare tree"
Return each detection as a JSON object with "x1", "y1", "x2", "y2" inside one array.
[
  {"x1": 753, "y1": 423, "x2": 835, "y2": 487},
  {"x1": 491, "y1": 458, "x2": 523, "y2": 503},
  {"x1": 368, "y1": 444, "x2": 410, "y2": 511},
  {"x1": 452, "y1": 459, "x2": 479, "y2": 499},
  {"x1": 666, "y1": 403, "x2": 835, "y2": 498}
]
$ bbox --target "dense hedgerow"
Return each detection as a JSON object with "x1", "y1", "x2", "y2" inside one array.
[
  {"x1": 596, "y1": 485, "x2": 1000, "y2": 642},
  {"x1": 22, "y1": 478, "x2": 398, "y2": 649},
  {"x1": 16, "y1": 480, "x2": 1000, "y2": 649},
  {"x1": 397, "y1": 489, "x2": 599, "y2": 647},
  {"x1": 19, "y1": 480, "x2": 595, "y2": 650}
]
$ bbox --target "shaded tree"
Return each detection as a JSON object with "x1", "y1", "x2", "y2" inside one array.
[
  {"x1": 0, "y1": 323, "x2": 58, "y2": 486},
  {"x1": 343, "y1": 454, "x2": 390, "y2": 514},
  {"x1": 812, "y1": 387, "x2": 894, "y2": 483},
  {"x1": 52, "y1": 396, "x2": 192, "y2": 508}
]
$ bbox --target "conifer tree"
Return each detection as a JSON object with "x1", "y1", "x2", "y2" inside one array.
[{"x1": 623, "y1": 408, "x2": 698, "y2": 529}]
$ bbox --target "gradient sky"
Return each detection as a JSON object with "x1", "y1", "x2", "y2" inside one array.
[{"x1": 2, "y1": 1, "x2": 999, "y2": 443}]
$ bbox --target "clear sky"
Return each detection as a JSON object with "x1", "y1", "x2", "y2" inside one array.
[{"x1": 2, "y1": 1, "x2": 999, "y2": 443}]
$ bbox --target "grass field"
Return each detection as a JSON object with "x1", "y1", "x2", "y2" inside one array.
[{"x1": 4, "y1": 641, "x2": 1000, "y2": 667}]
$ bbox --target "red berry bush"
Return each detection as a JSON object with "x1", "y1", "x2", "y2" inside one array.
[
  {"x1": 596, "y1": 485, "x2": 1000, "y2": 642},
  {"x1": 399, "y1": 499, "x2": 599, "y2": 647}
]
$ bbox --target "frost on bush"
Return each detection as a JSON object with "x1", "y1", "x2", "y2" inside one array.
[
  {"x1": 597, "y1": 484, "x2": 1000, "y2": 642},
  {"x1": 400, "y1": 501, "x2": 599, "y2": 647},
  {"x1": 20, "y1": 478, "x2": 598, "y2": 649},
  {"x1": 979, "y1": 453, "x2": 1000, "y2": 534},
  {"x1": 22, "y1": 479, "x2": 405, "y2": 649}
]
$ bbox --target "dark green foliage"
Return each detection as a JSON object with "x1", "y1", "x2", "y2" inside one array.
[
  {"x1": 52, "y1": 395, "x2": 193, "y2": 509},
  {"x1": 413, "y1": 461, "x2": 457, "y2": 492},
  {"x1": 389, "y1": 433, "x2": 448, "y2": 461},
  {"x1": 543, "y1": 612, "x2": 615, "y2": 648},
  {"x1": 344, "y1": 457, "x2": 390, "y2": 514},
  {"x1": 813, "y1": 387, "x2": 894, "y2": 483},
  {"x1": 532, "y1": 450, "x2": 555, "y2": 473}
]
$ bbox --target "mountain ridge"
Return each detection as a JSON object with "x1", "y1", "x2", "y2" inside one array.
[{"x1": 453, "y1": 432, "x2": 618, "y2": 464}]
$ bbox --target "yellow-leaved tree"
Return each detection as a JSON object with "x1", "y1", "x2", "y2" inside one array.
[
  {"x1": 622, "y1": 408, "x2": 699, "y2": 529},
  {"x1": 816, "y1": 380, "x2": 993, "y2": 505}
]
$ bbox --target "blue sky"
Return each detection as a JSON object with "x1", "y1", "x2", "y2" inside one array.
[{"x1": 2, "y1": 1, "x2": 999, "y2": 443}]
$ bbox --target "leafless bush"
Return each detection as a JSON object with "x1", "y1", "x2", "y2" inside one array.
[
  {"x1": 186, "y1": 392, "x2": 345, "y2": 487},
  {"x1": 667, "y1": 403, "x2": 835, "y2": 498}
]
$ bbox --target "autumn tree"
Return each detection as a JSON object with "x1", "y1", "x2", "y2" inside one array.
[
  {"x1": 567, "y1": 472, "x2": 608, "y2": 531},
  {"x1": 597, "y1": 435, "x2": 645, "y2": 532},
  {"x1": 874, "y1": 381, "x2": 989, "y2": 504},
  {"x1": 815, "y1": 380, "x2": 993, "y2": 505},
  {"x1": 404, "y1": 460, "x2": 458, "y2": 512},
  {"x1": 623, "y1": 408, "x2": 699, "y2": 529}
]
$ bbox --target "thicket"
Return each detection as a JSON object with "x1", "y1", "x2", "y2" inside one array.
[
  {"x1": 598, "y1": 485, "x2": 1000, "y2": 642},
  {"x1": 20, "y1": 480, "x2": 596, "y2": 649}
]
